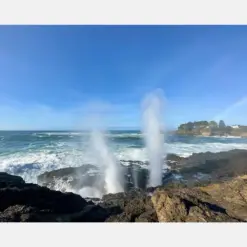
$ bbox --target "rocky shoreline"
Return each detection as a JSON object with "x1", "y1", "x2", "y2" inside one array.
[
  {"x1": 1, "y1": 149, "x2": 247, "y2": 222},
  {"x1": 37, "y1": 149, "x2": 247, "y2": 192}
]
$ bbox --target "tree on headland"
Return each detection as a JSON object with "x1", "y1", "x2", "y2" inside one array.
[
  {"x1": 193, "y1": 121, "x2": 208, "y2": 129},
  {"x1": 201, "y1": 121, "x2": 209, "y2": 126},
  {"x1": 187, "y1": 122, "x2": 194, "y2": 131},
  {"x1": 178, "y1": 121, "x2": 210, "y2": 132},
  {"x1": 209, "y1": 121, "x2": 218, "y2": 128},
  {"x1": 176, "y1": 119, "x2": 247, "y2": 136},
  {"x1": 219, "y1": 120, "x2": 226, "y2": 129},
  {"x1": 225, "y1": 126, "x2": 233, "y2": 134},
  {"x1": 178, "y1": 122, "x2": 194, "y2": 132}
]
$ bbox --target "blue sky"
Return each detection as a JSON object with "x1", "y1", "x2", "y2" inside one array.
[{"x1": 0, "y1": 25, "x2": 247, "y2": 130}]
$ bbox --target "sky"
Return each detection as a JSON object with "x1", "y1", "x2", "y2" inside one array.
[{"x1": 0, "y1": 25, "x2": 247, "y2": 130}]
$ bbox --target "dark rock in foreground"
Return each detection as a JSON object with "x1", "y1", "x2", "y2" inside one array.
[
  {"x1": 152, "y1": 187, "x2": 238, "y2": 222},
  {"x1": 100, "y1": 189, "x2": 158, "y2": 222},
  {"x1": 199, "y1": 174, "x2": 247, "y2": 220},
  {"x1": 0, "y1": 172, "x2": 25, "y2": 188},
  {"x1": 102, "y1": 175, "x2": 247, "y2": 222},
  {"x1": 0, "y1": 172, "x2": 110, "y2": 222}
]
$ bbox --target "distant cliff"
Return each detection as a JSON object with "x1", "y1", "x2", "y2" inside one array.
[{"x1": 176, "y1": 120, "x2": 247, "y2": 137}]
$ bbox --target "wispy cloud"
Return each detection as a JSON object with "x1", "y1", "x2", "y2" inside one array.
[
  {"x1": 213, "y1": 96, "x2": 247, "y2": 124},
  {"x1": 0, "y1": 97, "x2": 140, "y2": 130}
]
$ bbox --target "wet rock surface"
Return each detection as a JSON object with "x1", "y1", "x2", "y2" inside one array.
[
  {"x1": 176, "y1": 149, "x2": 247, "y2": 185},
  {"x1": 37, "y1": 161, "x2": 174, "y2": 193},
  {"x1": 0, "y1": 172, "x2": 25, "y2": 188},
  {"x1": 0, "y1": 172, "x2": 110, "y2": 222},
  {"x1": 37, "y1": 164, "x2": 102, "y2": 192}
]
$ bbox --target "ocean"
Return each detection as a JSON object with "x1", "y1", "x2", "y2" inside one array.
[{"x1": 1, "y1": 130, "x2": 247, "y2": 184}]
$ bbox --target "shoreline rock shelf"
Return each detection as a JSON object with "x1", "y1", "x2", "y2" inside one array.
[
  {"x1": 1, "y1": 149, "x2": 247, "y2": 222},
  {"x1": 37, "y1": 149, "x2": 247, "y2": 192},
  {"x1": 1, "y1": 172, "x2": 247, "y2": 222}
]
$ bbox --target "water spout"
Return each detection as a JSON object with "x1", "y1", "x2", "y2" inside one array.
[
  {"x1": 142, "y1": 90, "x2": 166, "y2": 187},
  {"x1": 90, "y1": 128, "x2": 123, "y2": 194}
]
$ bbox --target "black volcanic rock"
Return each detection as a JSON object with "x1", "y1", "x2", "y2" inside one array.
[
  {"x1": 100, "y1": 189, "x2": 158, "y2": 222},
  {"x1": 176, "y1": 149, "x2": 247, "y2": 184},
  {"x1": 0, "y1": 172, "x2": 25, "y2": 189},
  {"x1": 37, "y1": 164, "x2": 101, "y2": 191},
  {"x1": 166, "y1": 153, "x2": 185, "y2": 163},
  {"x1": 38, "y1": 164, "x2": 98, "y2": 180},
  {"x1": 0, "y1": 172, "x2": 110, "y2": 222},
  {"x1": 0, "y1": 183, "x2": 87, "y2": 213}
]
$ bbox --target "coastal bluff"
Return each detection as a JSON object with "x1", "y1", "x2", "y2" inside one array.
[{"x1": 175, "y1": 120, "x2": 247, "y2": 137}]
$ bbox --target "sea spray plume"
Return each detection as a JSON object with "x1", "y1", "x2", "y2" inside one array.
[
  {"x1": 141, "y1": 89, "x2": 166, "y2": 187},
  {"x1": 90, "y1": 128, "x2": 124, "y2": 194},
  {"x1": 85, "y1": 107, "x2": 124, "y2": 194}
]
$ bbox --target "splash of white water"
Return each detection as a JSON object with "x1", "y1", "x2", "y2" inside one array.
[
  {"x1": 90, "y1": 129, "x2": 123, "y2": 194},
  {"x1": 142, "y1": 90, "x2": 166, "y2": 187}
]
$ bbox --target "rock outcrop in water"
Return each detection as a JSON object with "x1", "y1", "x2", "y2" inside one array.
[
  {"x1": 173, "y1": 149, "x2": 247, "y2": 185},
  {"x1": 37, "y1": 164, "x2": 102, "y2": 192},
  {"x1": 37, "y1": 160, "x2": 174, "y2": 193}
]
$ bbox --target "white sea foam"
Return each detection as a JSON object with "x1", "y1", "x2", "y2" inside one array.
[
  {"x1": 115, "y1": 142, "x2": 247, "y2": 161},
  {"x1": 43, "y1": 132, "x2": 82, "y2": 136},
  {"x1": 166, "y1": 142, "x2": 247, "y2": 157},
  {"x1": 1, "y1": 139, "x2": 247, "y2": 188},
  {"x1": 50, "y1": 177, "x2": 75, "y2": 192},
  {"x1": 78, "y1": 187, "x2": 103, "y2": 198},
  {"x1": 109, "y1": 133, "x2": 142, "y2": 138},
  {"x1": 33, "y1": 132, "x2": 143, "y2": 139},
  {"x1": 0, "y1": 148, "x2": 94, "y2": 183},
  {"x1": 115, "y1": 147, "x2": 148, "y2": 162},
  {"x1": 210, "y1": 135, "x2": 242, "y2": 139}
]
